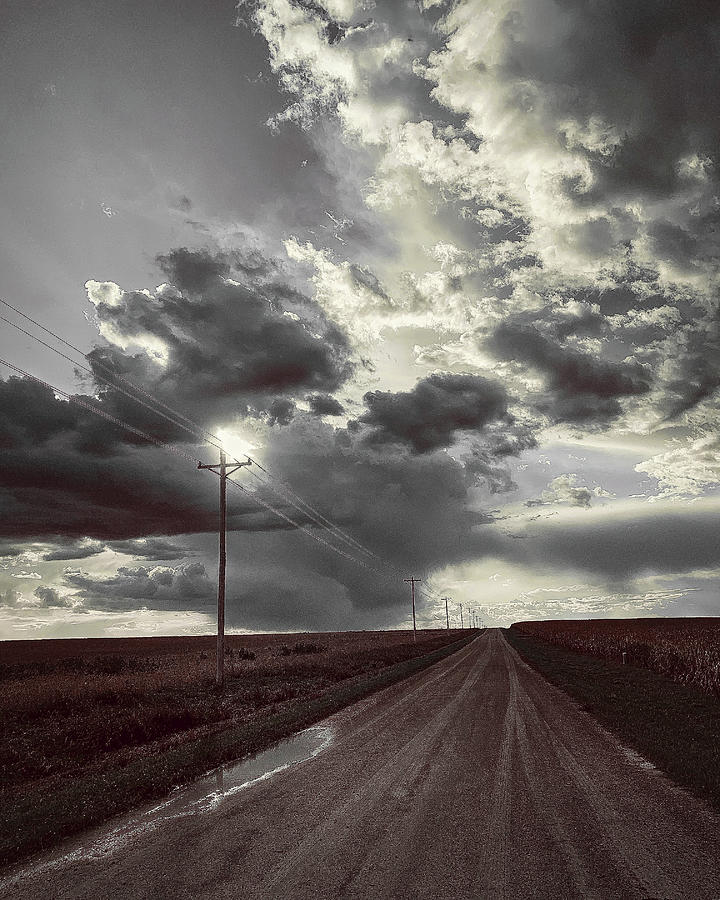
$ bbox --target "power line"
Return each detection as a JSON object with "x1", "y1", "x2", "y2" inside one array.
[
  {"x1": 0, "y1": 302, "x2": 451, "y2": 615},
  {"x1": 1, "y1": 298, "x2": 383, "y2": 564},
  {"x1": 0, "y1": 296, "x2": 226, "y2": 452},
  {"x1": 245, "y1": 465, "x2": 377, "y2": 560},
  {"x1": 250, "y1": 458, "x2": 377, "y2": 559},
  {"x1": 0, "y1": 351, "x2": 383, "y2": 579},
  {"x1": 0, "y1": 306, "x2": 227, "y2": 454},
  {"x1": 0, "y1": 357, "x2": 200, "y2": 467}
]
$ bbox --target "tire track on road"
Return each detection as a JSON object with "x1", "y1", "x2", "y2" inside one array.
[
  {"x1": 246, "y1": 637, "x2": 494, "y2": 899},
  {"x1": 510, "y1": 659, "x2": 599, "y2": 899},
  {"x1": 475, "y1": 631, "x2": 515, "y2": 900}
]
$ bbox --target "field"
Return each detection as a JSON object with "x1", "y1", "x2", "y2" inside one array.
[
  {"x1": 0, "y1": 628, "x2": 471, "y2": 866},
  {"x1": 511, "y1": 617, "x2": 720, "y2": 697}
]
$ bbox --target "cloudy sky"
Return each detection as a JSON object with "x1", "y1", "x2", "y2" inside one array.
[{"x1": 1, "y1": 0, "x2": 719, "y2": 639}]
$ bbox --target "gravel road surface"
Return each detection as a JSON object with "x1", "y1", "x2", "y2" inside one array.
[{"x1": 4, "y1": 629, "x2": 720, "y2": 899}]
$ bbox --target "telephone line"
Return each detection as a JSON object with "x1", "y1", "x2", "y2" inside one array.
[
  {"x1": 245, "y1": 465, "x2": 377, "y2": 560},
  {"x1": 249, "y1": 458, "x2": 377, "y2": 559},
  {"x1": 0, "y1": 357, "x2": 201, "y2": 466},
  {"x1": 0, "y1": 305, "x2": 450, "y2": 610},
  {"x1": 0, "y1": 311, "x2": 227, "y2": 454},
  {"x1": 0, "y1": 296, "x2": 226, "y2": 451},
  {"x1": 1, "y1": 297, "x2": 381, "y2": 563},
  {"x1": 0, "y1": 351, "x2": 378, "y2": 572}
]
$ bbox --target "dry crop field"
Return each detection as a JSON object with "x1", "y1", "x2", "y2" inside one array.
[
  {"x1": 0, "y1": 630, "x2": 460, "y2": 793},
  {"x1": 511, "y1": 617, "x2": 720, "y2": 697}
]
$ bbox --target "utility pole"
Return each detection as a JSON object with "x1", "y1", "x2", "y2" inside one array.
[
  {"x1": 198, "y1": 451, "x2": 251, "y2": 689},
  {"x1": 404, "y1": 577, "x2": 421, "y2": 642},
  {"x1": 442, "y1": 597, "x2": 450, "y2": 629},
  {"x1": 460, "y1": 603, "x2": 464, "y2": 629}
]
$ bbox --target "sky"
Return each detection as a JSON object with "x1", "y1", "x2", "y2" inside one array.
[{"x1": 0, "y1": 0, "x2": 719, "y2": 639}]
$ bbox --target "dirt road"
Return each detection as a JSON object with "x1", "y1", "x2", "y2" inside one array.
[{"x1": 4, "y1": 630, "x2": 720, "y2": 899}]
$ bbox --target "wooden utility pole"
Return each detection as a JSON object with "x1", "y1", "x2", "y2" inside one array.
[
  {"x1": 404, "y1": 577, "x2": 421, "y2": 642},
  {"x1": 198, "y1": 451, "x2": 251, "y2": 689},
  {"x1": 443, "y1": 597, "x2": 450, "y2": 629},
  {"x1": 460, "y1": 603, "x2": 464, "y2": 629}
]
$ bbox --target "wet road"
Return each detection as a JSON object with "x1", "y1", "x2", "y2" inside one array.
[{"x1": 4, "y1": 630, "x2": 720, "y2": 899}]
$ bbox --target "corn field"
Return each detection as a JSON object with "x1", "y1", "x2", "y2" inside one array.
[{"x1": 511, "y1": 618, "x2": 720, "y2": 697}]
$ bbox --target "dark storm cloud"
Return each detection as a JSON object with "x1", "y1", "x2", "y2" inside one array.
[
  {"x1": 48, "y1": 411, "x2": 515, "y2": 627},
  {"x1": 224, "y1": 571, "x2": 355, "y2": 632},
  {"x1": 62, "y1": 562, "x2": 214, "y2": 612},
  {"x1": 560, "y1": 2, "x2": 720, "y2": 204},
  {"x1": 9, "y1": 406, "x2": 523, "y2": 624},
  {"x1": 307, "y1": 393, "x2": 345, "y2": 417},
  {"x1": 359, "y1": 373, "x2": 509, "y2": 453},
  {"x1": 87, "y1": 247, "x2": 355, "y2": 429},
  {"x1": 504, "y1": 501, "x2": 720, "y2": 582},
  {"x1": 106, "y1": 538, "x2": 195, "y2": 561},
  {"x1": 33, "y1": 586, "x2": 74, "y2": 608},
  {"x1": 35, "y1": 536, "x2": 192, "y2": 562},
  {"x1": 656, "y1": 309, "x2": 720, "y2": 422},
  {"x1": 0, "y1": 542, "x2": 29, "y2": 559},
  {"x1": 485, "y1": 0, "x2": 720, "y2": 230},
  {"x1": 486, "y1": 320, "x2": 651, "y2": 424},
  {"x1": 222, "y1": 416, "x2": 513, "y2": 624},
  {"x1": 265, "y1": 397, "x2": 296, "y2": 426},
  {"x1": 42, "y1": 540, "x2": 105, "y2": 561},
  {"x1": 0, "y1": 375, "x2": 269, "y2": 541}
]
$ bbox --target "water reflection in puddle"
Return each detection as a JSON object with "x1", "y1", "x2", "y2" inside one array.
[
  {"x1": 156, "y1": 723, "x2": 332, "y2": 819},
  {"x1": 5, "y1": 725, "x2": 333, "y2": 885}
]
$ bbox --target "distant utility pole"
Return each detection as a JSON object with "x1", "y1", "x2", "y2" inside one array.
[
  {"x1": 442, "y1": 597, "x2": 450, "y2": 629},
  {"x1": 460, "y1": 603, "x2": 464, "y2": 629},
  {"x1": 404, "y1": 577, "x2": 421, "y2": 642},
  {"x1": 198, "y1": 450, "x2": 251, "y2": 689}
]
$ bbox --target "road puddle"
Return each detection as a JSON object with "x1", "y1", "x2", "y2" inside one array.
[
  {"x1": 3, "y1": 724, "x2": 333, "y2": 886},
  {"x1": 152, "y1": 723, "x2": 333, "y2": 819}
]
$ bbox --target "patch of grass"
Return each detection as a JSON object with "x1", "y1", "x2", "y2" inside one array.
[
  {"x1": 292, "y1": 641, "x2": 327, "y2": 654},
  {"x1": 505, "y1": 627, "x2": 720, "y2": 812},
  {"x1": 0, "y1": 630, "x2": 474, "y2": 869}
]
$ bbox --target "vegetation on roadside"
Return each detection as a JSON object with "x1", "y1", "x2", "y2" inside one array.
[
  {"x1": 512, "y1": 617, "x2": 720, "y2": 697},
  {"x1": 0, "y1": 629, "x2": 473, "y2": 868},
  {"x1": 505, "y1": 624, "x2": 720, "y2": 813}
]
